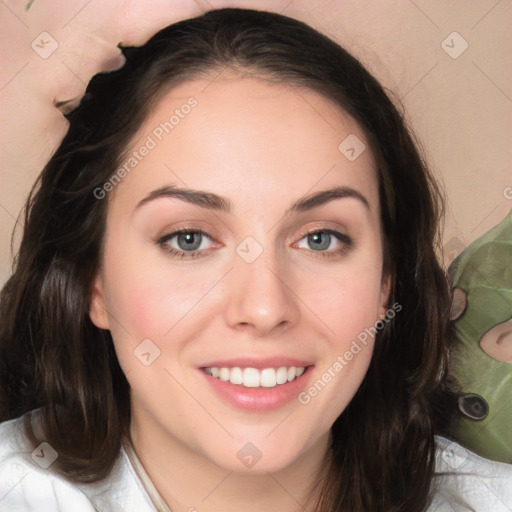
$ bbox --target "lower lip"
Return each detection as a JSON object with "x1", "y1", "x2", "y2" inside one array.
[{"x1": 198, "y1": 367, "x2": 313, "y2": 412}]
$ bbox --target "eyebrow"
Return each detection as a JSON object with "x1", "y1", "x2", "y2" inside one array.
[{"x1": 135, "y1": 184, "x2": 370, "y2": 215}]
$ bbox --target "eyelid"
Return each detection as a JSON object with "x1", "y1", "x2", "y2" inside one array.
[
  {"x1": 295, "y1": 225, "x2": 350, "y2": 242},
  {"x1": 293, "y1": 227, "x2": 353, "y2": 255},
  {"x1": 157, "y1": 226, "x2": 211, "y2": 240},
  {"x1": 157, "y1": 227, "x2": 215, "y2": 247},
  {"x1": 156, "y1": 224, "x2": 353, "y2": 259}
]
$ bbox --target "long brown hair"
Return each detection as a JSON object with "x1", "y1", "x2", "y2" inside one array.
[{"x1": 0, "y1": 8, "x2": 455, "y2": 510}]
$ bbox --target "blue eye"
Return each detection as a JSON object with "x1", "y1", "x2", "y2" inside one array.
[
  {"x1": 157, "y1": 229, "x2": 213, "y2": 259},
  {"x1": 296, "y1": 229, "x2": 353, "y2": 258},
  {"x1": 156, "y1": 228, "x2": 353, "y2": 260}
]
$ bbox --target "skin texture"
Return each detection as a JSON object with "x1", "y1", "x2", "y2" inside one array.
[{"x1": 89, "y1": 73, "x2": 390, "y2": 511}]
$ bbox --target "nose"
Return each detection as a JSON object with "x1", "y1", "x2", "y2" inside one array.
[{"x1": 223, "y1": 243, "x2": 300, "y2": 337}]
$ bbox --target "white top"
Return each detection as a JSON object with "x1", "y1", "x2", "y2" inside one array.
[{"x1": 0, "y1": 411, "x2": 511, "y2": 512}]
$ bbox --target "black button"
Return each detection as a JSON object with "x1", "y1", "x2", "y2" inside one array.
[{"x1": 458, "y1": 394, "x2": 489, "y2": 420}]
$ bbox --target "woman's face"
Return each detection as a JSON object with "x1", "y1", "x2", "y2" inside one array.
[{"x1": 90, "y1": 72, "x2": 390, "y2": 473}]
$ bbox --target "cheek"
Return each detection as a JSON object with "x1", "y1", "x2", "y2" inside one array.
[
  {"x1": 101, "y1": 241, "x2": 218, "y2": 348},
  {"x1": 102, "y1": 254, "x2": 158, "y2": 338},
  {"x1": 302, "y1": 261, "x2": 385, "y2": 342},
  {"x1": 297, "y1": 267, "x2": 383, "y2": 425}
]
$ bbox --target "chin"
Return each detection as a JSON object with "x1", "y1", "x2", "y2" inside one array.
[{"x1": 199, "y1": 434, "x2": 315, "y2": 475}]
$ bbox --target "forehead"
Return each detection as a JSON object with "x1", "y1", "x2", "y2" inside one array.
[{"x1": 111, "y1": 73, "x2": 378, "y2": 212}]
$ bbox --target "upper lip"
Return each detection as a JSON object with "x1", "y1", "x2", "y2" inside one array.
[{"x1": 198, "y1": 357, "x2": 314, "y2": 370}]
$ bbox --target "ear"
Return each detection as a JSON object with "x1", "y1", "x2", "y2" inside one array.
[
  {"x1": 89, "y1": 272, "x2": 110, "y2": 330},
  {"x1": 479, "y1": 319, "x2": 512, "y2": 364},
  {"x1": 378, "y1": 272, "x2": 392, "y2": 319}
]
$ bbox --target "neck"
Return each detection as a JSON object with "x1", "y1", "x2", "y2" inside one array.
[{"x1": 129, "y1": 410, "x2": 331, "y2": 512}]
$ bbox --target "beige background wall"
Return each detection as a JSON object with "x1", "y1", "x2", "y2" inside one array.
[{"x1": 1, "y1": 0, "x2": 511, "y2": 286}]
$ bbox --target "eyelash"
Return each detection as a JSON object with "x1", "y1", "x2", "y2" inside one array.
[{"x1": 156, "y1": 227, "x2": 353, "y2": 260}]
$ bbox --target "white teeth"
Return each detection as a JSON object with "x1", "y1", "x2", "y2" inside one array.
[
  {"x1": 203, "y1": 365, "x2": 307, "y2": 388},
  {"x1": 229, "y1": 367, "x2": 243, "y2": 385},
  {"x1": 260, "y1": 368, "x2": 275, "y2": 388},
  {"x1": 276, "y1": 367, "x2": 288, "y2": 385},
  {"x1": 243, "y1": 368, "x2": 260, "y2": 387}
]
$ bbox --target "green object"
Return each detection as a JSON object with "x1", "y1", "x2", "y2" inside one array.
[{"x1": 448, "y1": 209, "x2": 512, "y2": 464}]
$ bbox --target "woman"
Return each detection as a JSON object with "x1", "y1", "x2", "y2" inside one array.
[{"x1": 0, "y1": 7, "x2": 510, "y2": 512}]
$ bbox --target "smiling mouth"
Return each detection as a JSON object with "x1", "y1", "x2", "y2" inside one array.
[{"x1": 201, "y1": 365, "x2": 308, "y2": 388}]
